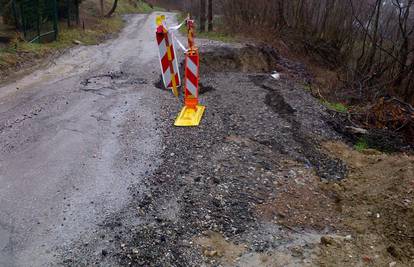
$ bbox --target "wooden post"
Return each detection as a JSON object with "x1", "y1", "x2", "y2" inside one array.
[
  {"x1": 67, "y1": 0, "x2": 71, "y2": 27},
  {"x1": 100, "y1": 0, "x2": 104, "y2": 17}
]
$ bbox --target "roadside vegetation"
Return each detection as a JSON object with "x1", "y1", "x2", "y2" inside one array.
[
  {"x1": 321, "y1": 100, "x2": 348, "y2": 113},
  {"x1": 0, "y1": 0, "x2": 159, "y2": 81},
  {"x1": 176, "y1": 12, "x2": 234, "y2": 43},
  {"x1": 354, "y1": 137, "x2": 370, "y2": 152}
]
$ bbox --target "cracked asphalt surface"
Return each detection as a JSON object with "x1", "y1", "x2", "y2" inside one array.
[{"x1": 1, "y1": 12, "x2": 351, "y2": 267}]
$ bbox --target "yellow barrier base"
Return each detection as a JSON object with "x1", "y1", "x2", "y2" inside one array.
[{"x1": 174, "y1": 105, "x2": 205, "y2": 127}]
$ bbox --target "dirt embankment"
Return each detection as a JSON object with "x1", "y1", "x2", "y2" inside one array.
[{"x1": 318, "y1": 142, "x2": 414, "y2": 266}]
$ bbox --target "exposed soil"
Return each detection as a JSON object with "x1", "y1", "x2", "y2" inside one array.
[
  {"x1": 317, "y1": 141, "x2": 414, "y2": 266},
  {"x1": 200, "y1": 44, "x2": 280, "y2": 73},
  {"x1": 200, "y1": 43, "x2": 313, "y2": 84}
]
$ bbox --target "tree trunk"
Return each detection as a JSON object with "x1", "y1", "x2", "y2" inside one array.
[
  {"x1": 2, "y1": 0, "x2": 14, "y2": 25},
  {"x1": 199, "y1": 0, "x2": 206, "y2": 32},
  {"x1": 105, "y1": 0, "x2": 118, "y2": 17},
  {"x1": 207, "y1": 0, "x2": 213, "y2": 31},
  {"x1": 365, "y1": 0, "x2": 381, "y2": 73},
  {"x1": 100, "y1": 0, "x2": 104, "y2": 17},
  {"x1": 277, "y1": 0, "x2": 286, "y2": 28}
]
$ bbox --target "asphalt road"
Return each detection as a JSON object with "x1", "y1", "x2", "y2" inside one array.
[{"x1": 0, "y1": 13, "x2": 172, "y2": 266}]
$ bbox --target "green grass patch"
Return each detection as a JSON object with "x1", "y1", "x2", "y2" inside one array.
[
  {"x1": 322, "y1": 100, "x2": 348, "y2": 113},
  {"x1": 197, "y1": 31, "x2": 234, "y2": 42},
  {"x1": 354, "y1": 137, "x2": 369, "y2": 152},
  {"x1": 116, "y1": 0, "x2": 151, "y2": 14},
  {"x1": 115, "y1": 0, "x2": 165, "y2": 14},
  {"x1": 175, "y1": 13, "x2": 234, "y2": 43},
  {"x1": 57, "y1": 16, "x2": 124, "y2": 46}
]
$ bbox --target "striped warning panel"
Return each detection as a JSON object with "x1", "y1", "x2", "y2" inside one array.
[
  {"x1": 185, "y1": 53, "x2": 199, "y2": 97},
  {"x1": 156, "y1": 26, "x2": 181, "y2": 90}
]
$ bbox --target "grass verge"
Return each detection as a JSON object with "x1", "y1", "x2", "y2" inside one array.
[
  {"x1": 175, "y1": 13, "x2": 235, "y2": 43},
  {"x1": 0, "y1": 16, "x2": 123, "y2": 73},
  {"x1": 322, "y1": 100, "x2": 348, "y2": 113},
  {"x1": 0, "y1": 0, "x2": 161, "y2": 81},
  {"x1": 354, "y1": 137, "x2": 369, "y2": 152}
]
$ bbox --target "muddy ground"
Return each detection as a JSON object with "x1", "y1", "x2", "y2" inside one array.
[{"x1": 62, "y1": 41, "x2": 413, "y2": 266}]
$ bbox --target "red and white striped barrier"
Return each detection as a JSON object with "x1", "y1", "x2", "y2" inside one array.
[
  {"x1": 155, "y1": 15, "x2": 205, "y2": 126},
  {"x1": 184, "y1": 52, "x2": 200, "y2": 109},
  {"x1": 156, "y1": 16, "x2": 180, "y2": 96}
]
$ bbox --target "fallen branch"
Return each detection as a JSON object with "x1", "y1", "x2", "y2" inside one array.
[{"x1": 345, "y1": 126, "x2": 368, "y2": 134}]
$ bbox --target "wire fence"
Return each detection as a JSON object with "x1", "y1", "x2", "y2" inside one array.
[
  {"x1": 12, "y1": 0, "x2": 58, "y2": 43},
  {"x1": 12, "y1": 0, "x2": 80, "y2": 43}
]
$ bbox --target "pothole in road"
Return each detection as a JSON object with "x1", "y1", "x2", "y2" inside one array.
[
  {"x1": 81, "y1": 72, "x2": 123, "y2": 93},
  {"x1": 81, "y1": 76, "x2": 115, "y2": 91},
  {"x1": 81, "y1": 72, "x2": 148, "y2": 95},
  {"x1": 153, "y1": 75, "x2": 167, "y2": 91},
  {"x1": 153, "y1": 74, "x2": 215, "y2": 95}
]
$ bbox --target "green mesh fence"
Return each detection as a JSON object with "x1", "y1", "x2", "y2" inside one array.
[{"x1": 12, "y1": 0, "x2": 58, "y2": 43}]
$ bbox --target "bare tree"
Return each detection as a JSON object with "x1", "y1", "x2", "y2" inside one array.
[
  {"x1": 199, "y1": 0, "x2": 206, "y2": 32},
  {"x1": 100, "y1": 0, "x2": 104, "y2": 17},
  {"x1": 105, "y1": 0, "x2": 119, "y2": 17},
  {"x1": 208, "y1": 0, "x2": 213, "y2": 31},
  {"x1": 217, "y1": 0, "x2": 414, "y2": 103}
]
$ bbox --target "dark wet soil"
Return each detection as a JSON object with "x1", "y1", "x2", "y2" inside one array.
[
  {"x1": 154, "y1": 75, "x2": 215, "y2": 95},
  {"x1": 260, "y1": 82, "x2": 347, "y2": 180}
]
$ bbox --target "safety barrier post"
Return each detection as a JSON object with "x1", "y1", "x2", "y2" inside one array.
[{"x1": 174, "y1": 18, "x2": 205, "y2": 127}]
